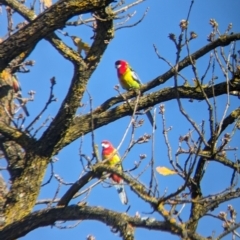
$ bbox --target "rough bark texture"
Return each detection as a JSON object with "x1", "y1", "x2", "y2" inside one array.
[
  {"x1": 0, "y1": 0, "x2": 115, "y2": 227},
  {"x1": 0, "y1": 0, "x2": 114, "y2": 71},
  {"x1": 0, "y1": 0, "x2": 240, "y2": 239}
]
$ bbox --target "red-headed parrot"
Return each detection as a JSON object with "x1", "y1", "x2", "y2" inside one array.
[
  {"x1": 0, "y1": 70, "x2": 29, "y2": 116},
  {"x1": 115, "y1": 60, "x2": 156, "y2": 129},
  {"x1": 101, "y1": 140, "x2": 128, "y2": 205},
  {"x1": 12, "y1": 74, "x2": 30, "y2": 117}
]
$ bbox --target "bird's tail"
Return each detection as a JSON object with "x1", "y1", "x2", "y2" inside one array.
[
  {"x1": 114, "y1": 183, "x2": 128, "y2": 205},
  {"x1": 146, "y1": 111, "x2": 157, "y2": 130},
  {"x1": 17, "y1": 93, "x2": 30, "y2": 116}
]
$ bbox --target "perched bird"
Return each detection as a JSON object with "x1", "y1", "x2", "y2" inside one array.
[
  {"x1": 115, "y1": 60, "x2": 156, "y2": 129},
  {"x1": 12, "y1": 74, "x2": 30, "y2": 116},
  {"x1": 101, "y1": 140, "x2": 128, "y2": 205},
  {"x1": 0, "y1": 70, "x2": 29, "y2": 116}
]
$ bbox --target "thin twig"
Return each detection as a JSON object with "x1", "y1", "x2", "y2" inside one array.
[
  {"x1": 116, "y1": 7, "x2": 149, "y2": 31},
  {"x1": 26, "y1": 77, "x2": 57, "y2": 132}
]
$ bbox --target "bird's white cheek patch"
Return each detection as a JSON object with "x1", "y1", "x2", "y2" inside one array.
[{"x1": 102, "y1": 143, "x2": 109, "y2": 148}]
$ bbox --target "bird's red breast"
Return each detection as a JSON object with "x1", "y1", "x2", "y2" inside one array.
[
  {"x1": 101, "y1": 140, "x2": 122, "y2": 183},
  {"x1": 12, "y1": 78, "x2": 20, "y2": 93}
]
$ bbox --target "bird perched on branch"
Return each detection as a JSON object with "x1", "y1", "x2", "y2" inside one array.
[
  {"x1": 12, "y1": 74, "x2": 30, "y2": 116},
  {"x1": 115, "y1": 60, "x2": 156, "y2": 129},
  {"x1": 0, "y1": 70, "x2": 29, "y2": 116},
  {"x1": 101, "y1": 140, "x2": 128, "y2": 205}
]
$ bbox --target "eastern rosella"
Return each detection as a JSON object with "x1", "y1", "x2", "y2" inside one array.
[
  {"x1": 0, "y1": 70, "x2": 29, "y2": 116},
  {"x1": 101, "y1": 140, "x2": 128, "y2": 205},
  {"x1": 12, "y1": 74, "x2": 30, "y2": 116},
  {"x1": 115, "y1": 60, "x2": 156, "y2": 129}
]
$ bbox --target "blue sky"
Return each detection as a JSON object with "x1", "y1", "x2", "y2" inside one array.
[{"x1": 1, "y1": 0, "x2": 240, "y2": 239}]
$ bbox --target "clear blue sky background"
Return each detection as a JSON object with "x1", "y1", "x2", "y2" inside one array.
[{"x1": 1, "y1": 0, "x2": 240, "y2": 239}]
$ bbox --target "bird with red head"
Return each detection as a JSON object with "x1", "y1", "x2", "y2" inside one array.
[
  {"x1": 115, "y1": 60, "x2": 156, "y2": 129},
  {"x1": 101, "y1": 140, "x2": 128, "y2": 205}
]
